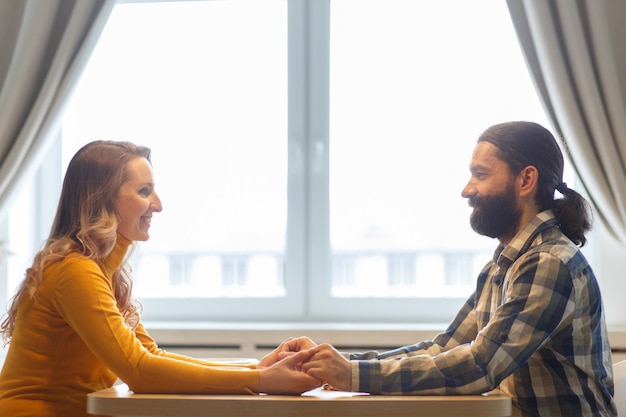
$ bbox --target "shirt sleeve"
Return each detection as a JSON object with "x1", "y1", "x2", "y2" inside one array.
[
  {"x1": 50, "y1": 257, "x2": 259, "y2": 394},
  {"x1": 352, "y1": 250, "x2": 574, "y2": 395}
]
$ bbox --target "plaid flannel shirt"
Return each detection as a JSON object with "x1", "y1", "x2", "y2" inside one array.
[{"x1": 349, "y1": 210, "x2": 616, "y2": 416}]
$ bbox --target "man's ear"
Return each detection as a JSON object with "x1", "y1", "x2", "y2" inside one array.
[{"x1": 518, "y1": 165, "x2": 539, "y2": 197}]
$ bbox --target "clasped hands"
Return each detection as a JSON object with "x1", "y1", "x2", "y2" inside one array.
[{"x1": 259, "y1": 336, "x2": 352, "y2": 392}]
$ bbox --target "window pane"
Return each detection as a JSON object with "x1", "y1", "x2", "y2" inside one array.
[
  {"x1": 329, "y1": 0, "x2": 551, "y2": 298},
  {"x1": 62, "y1": 0, "x2": 288, "y2": 299}
]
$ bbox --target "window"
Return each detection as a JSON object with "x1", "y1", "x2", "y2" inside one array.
[{"x1": 4, "y1": 0, "x2": 558, "y2": 323}]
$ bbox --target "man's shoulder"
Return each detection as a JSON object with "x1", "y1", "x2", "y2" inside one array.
[{"x1": 526, "y1": 228, "x2": 589, "y2": 272}]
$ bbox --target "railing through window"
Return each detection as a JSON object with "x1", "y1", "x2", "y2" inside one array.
[{"x1": 132, "y1": 249, "x2": 491, "y2": 299}]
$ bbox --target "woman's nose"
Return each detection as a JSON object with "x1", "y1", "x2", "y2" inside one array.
[{"x1": 151, "y1": 192, "x2": 163, "y2": 212}]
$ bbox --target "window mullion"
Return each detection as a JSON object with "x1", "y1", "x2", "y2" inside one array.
[
  {"x1": 302, "y1": 0, "x2": 331, "y2": 319},
  {"x1": 286, "y1": 0, "x2": 310, "y2": 318}
]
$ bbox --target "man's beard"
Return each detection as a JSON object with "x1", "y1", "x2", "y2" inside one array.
[{"x1": 468, "y1": 187, "x2": 521, "y2": 240}]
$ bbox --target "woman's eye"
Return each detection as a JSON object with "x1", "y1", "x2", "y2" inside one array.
[{"x1": 139, "y1": 187, "x2": 151, "y2": 197}]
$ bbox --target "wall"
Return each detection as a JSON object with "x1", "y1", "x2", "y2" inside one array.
[
  {"x1": 1, "y1": 324, "x2": 624, "y2": 369},
  {"x1": 144, "y1": 322, "x2": 626, "y2": 363},
  {"x1": 144, "y1": 322, "x2": 444, "y2": 359}
]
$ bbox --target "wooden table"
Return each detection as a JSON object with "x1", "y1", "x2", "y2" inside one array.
[{"x1": 87, "y1": 384, "x2": 512, "y2": 417}]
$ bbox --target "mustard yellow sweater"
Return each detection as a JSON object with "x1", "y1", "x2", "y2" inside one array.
[{"x1": 0, "y1": 236, "x2": 259, "y2": 417}]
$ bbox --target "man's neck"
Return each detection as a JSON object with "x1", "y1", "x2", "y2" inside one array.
[{"x1": 501, "y1": 207, "x2": 542, "y2": 246}]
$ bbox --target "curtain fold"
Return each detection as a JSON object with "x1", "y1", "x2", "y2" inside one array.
[
  {"x1": 506, "y1": 0, "x2": 626, "y2": 243},
  {"x1": 0, "y1": 0, "x2": 115, "y2": 220}
]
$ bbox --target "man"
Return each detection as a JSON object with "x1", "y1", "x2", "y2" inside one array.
[{"x1": 261, "y1": 121, "x2": 616, "y2": 416}]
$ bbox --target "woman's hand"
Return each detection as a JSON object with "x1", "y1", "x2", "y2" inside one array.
[
  {"x1": 258, "y1": 336, "x2": 318, "y2": 368},
  {"x1": 252, "y1": 350, "x2": 322, "y2": 394},
  {"x1": 280, "y1": 336, "x2": 318, "y2": 354}
]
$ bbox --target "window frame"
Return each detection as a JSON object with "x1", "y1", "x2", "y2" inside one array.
[{"x1": 2, "y1": 0, "x2": 540, "y2": 325}]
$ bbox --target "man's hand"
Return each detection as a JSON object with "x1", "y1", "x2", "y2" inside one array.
[
  {"x1": 252, "y1": 350, "x2": 322, "y2": 394},
  {"x1": 301, "y1": 343, "x2": 352, "y2": 392}
]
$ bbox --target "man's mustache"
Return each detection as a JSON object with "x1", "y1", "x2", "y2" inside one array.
[{"x1": 467, "y1": 196, "x2": 481, "y2": 208}]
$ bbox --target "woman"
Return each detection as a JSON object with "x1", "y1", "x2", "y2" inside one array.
[{"x1": 0, "y1": 141, "x2": 320, "y2": 417}]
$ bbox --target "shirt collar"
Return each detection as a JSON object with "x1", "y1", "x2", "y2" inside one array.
[
  {"x1": 492, "y1": 210, "x2": 557, "y2": 265},
  {"x1": 101, "y1": 234, "x2": 132, "y2": 278}
]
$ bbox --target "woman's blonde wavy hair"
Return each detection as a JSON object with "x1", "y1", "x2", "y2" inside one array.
[{"x1": 0, "y1": 140, "x2": 151, "y2": 344}]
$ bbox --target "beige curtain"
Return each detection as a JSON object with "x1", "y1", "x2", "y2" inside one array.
[
  {"x1": 506, "y1": 0, "x2": 626, "y2": 243},
  {"x1": 0, "y1": 0, "x2": 114, "y2": 220}
]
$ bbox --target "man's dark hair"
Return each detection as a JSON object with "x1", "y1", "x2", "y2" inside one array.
[{"x1": 477, "y1": 121, "x2": 592, "y2": 246}]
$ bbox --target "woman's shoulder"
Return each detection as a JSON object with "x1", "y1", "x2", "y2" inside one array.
[
  {"x1": 43, "y1": 251, "x2": 105, "y2": 281},
  {"x1": 34, "y1": 252, "x2": 112, "y2": 305},
  {"x1": 47, "y1": 251, "x2": 94, "y2": 267}
]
